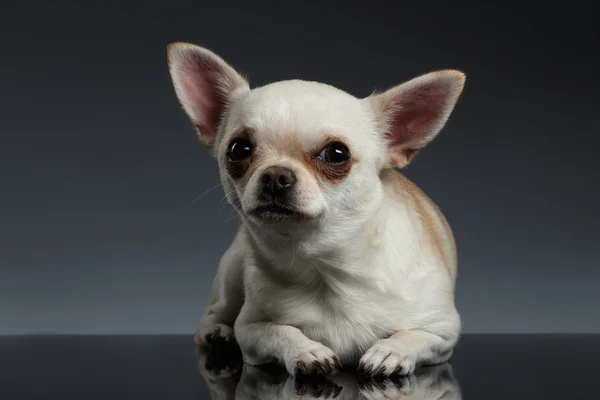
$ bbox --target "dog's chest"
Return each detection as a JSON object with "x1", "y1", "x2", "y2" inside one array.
[{"x1": 259, "y1": 272, "x2": 399, "y2": 363}]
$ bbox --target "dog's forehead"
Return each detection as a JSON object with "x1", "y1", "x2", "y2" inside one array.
[{"x1": 230, "y1": 80, "x2": 367, "y2": 143}]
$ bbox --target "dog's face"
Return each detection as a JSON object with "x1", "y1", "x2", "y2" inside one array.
[
  {"x1": 168, "y1": 43, "x2": 464, "y2": 233},
  {"x1": 214, "y1": 81, "x2": 386, "y2": 229}
]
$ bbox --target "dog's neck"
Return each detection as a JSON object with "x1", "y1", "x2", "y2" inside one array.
[{"x1": 241, "y1": 195, "x2": 389, "y2": 284}]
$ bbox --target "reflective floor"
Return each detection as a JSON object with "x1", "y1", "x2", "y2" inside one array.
[{"x1": 1, "y1": 335, "x2": 598, "y2": 399}]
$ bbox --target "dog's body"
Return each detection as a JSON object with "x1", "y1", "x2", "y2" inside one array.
[{"x1": 168, "y1": 43, "x2": 465, "y2": 377}]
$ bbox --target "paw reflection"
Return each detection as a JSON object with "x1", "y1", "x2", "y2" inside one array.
[
  {"x1": 295, "y1": 374, "x2": 343, "y2": 398},
  {"x1": 357, "y1": 374, "x2": 417, "y2": 399},
  {"x1": 197, "y1": 343, "x2": 461, "y2": 399},
  {"x1": 197, "y1": 337, "x2": 243, "y2": 400}
]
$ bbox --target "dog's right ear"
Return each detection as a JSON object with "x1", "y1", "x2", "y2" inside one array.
[{"x1": 167, "y1": 43, "x2": 250, "y2": 148}]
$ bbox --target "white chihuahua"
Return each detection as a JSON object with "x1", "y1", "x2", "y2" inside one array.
[{"x1": 167, "y1": 43, "x2": 465, "y2": 377}]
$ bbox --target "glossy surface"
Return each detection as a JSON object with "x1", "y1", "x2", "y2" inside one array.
[{"x1": 2, "y1": 335, "x2": 598, "y2": 399}]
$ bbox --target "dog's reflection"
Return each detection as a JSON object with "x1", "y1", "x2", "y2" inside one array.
[{"x1": 197, "y1": 341, "x2": 461, "y2": 400}]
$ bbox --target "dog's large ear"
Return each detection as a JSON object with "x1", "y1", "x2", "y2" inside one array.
[
  {"x1": 167, "y1": 43, "x2": 250, "y2": 148},
  {"x1": 368, "y1": 70, "x2": 465, "y2": 168}
]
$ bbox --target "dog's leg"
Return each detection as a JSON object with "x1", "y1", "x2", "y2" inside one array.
[
  {"x1": 358, "y1": 324, "x2": 459, "y2": 376},
  {"x1": 234, "y1": 312, "x2": 342, "y2": 376},
  {"x1": 195, "y1": 228, "x2": 245, "y2": 345}
]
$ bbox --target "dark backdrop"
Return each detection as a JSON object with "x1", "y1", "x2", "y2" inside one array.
[{"x1": 1, "y1": 0, "x2": 598, "y2": 334}]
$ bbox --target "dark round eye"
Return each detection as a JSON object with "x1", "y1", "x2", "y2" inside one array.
[
  {"x1": 318, "y1": 142, "x2": 351, "y2": 165},
  {"x1": 226, "y1": 138, "x2": 252, "y2": 162}
]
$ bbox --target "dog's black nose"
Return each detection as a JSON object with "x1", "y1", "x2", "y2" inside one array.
[{"x1": 260, "y1": 166, "x2": 297, "y2": 194}]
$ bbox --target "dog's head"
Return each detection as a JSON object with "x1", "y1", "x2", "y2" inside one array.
[{"x1": 168, "y1": 43, "x2": 464, "y2": 234}]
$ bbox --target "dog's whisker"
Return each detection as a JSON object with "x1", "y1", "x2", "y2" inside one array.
[
  {"x1": 221, "y1": 209, "x2": 241, "y2": 224},
  {"x1": 186, "y1": 183, "x2": 223, "y2": 207},
  {"x1": 219, "y1": 188, "x2": 237, "y2": 205},
  {"x1": 224, "y1": 215, "x2": 239, "y2": 223},
  {"x1": 283, "y1": 231, "x2": 293, "y2": 245},
  {"x1": 217, "y1": 189, "x2": 239, "y2": 214},
  {"x1": 282, "y1": 243, "x2": 297, "y2": 277},
  {"x1": 226, "y1": 208, "x2": 237, "y2": 219}
]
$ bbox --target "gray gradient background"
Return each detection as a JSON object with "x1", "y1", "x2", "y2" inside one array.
[{"x1": 1, "y1": 1, "x2": 598, "y2": 335}]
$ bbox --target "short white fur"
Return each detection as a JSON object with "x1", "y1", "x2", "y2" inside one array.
[{"x1": 167, "y1": 42, "x2": 465, "y2": 377}]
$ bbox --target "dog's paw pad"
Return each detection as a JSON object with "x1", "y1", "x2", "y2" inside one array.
[{"x1": 358, "y1": 339, "x2": 416, "y2": 377}]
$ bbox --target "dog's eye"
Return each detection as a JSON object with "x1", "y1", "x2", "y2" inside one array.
[
  {"x1": 227, "y1": 138, "x2": 252, "y2": 162},
  {"x1": 318, "y1": 142, "x2": 351, "y2": 165}
]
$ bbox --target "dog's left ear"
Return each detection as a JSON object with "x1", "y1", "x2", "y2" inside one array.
[{"x1": 367, "y1": 70, "x2": 465, "y2": 168}]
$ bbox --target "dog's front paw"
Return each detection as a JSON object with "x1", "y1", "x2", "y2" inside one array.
[
  {"x1": 358, "y1": 339, "x2": 416, "y2": 376},
  {"x1": 285, "y1": 342, "x2": 342, "y2": 376},
  {"x1": 195, "y1": 323, "x2": 235, "y2": 346}
]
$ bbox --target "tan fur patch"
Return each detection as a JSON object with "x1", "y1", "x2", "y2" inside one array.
[
  {"x1": 385, "y1": 170, "x2": 456, "y2": 276},
  {"x1": 195, "y1": 125, "x2": 215, "y2": 148}
]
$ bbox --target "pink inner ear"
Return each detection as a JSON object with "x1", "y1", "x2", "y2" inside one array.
[
  {"x1": 383, "y1": 81, "x2": 452, "y2": 153},
  {"x1": 175, "y1": 52, "x2": 231, "y2": 142},
  {"x1": 180, "y1": 75, "x2": 216, "y2": 135}
]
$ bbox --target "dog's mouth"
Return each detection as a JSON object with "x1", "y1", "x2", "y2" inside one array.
[{"x1": 249, "y1": 204, "x2": 309, "y2": 221}]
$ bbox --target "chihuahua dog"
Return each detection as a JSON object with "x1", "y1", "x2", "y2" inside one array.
[{"x1": 167, "y1": 43, "x2": 465, "y2": 377}]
